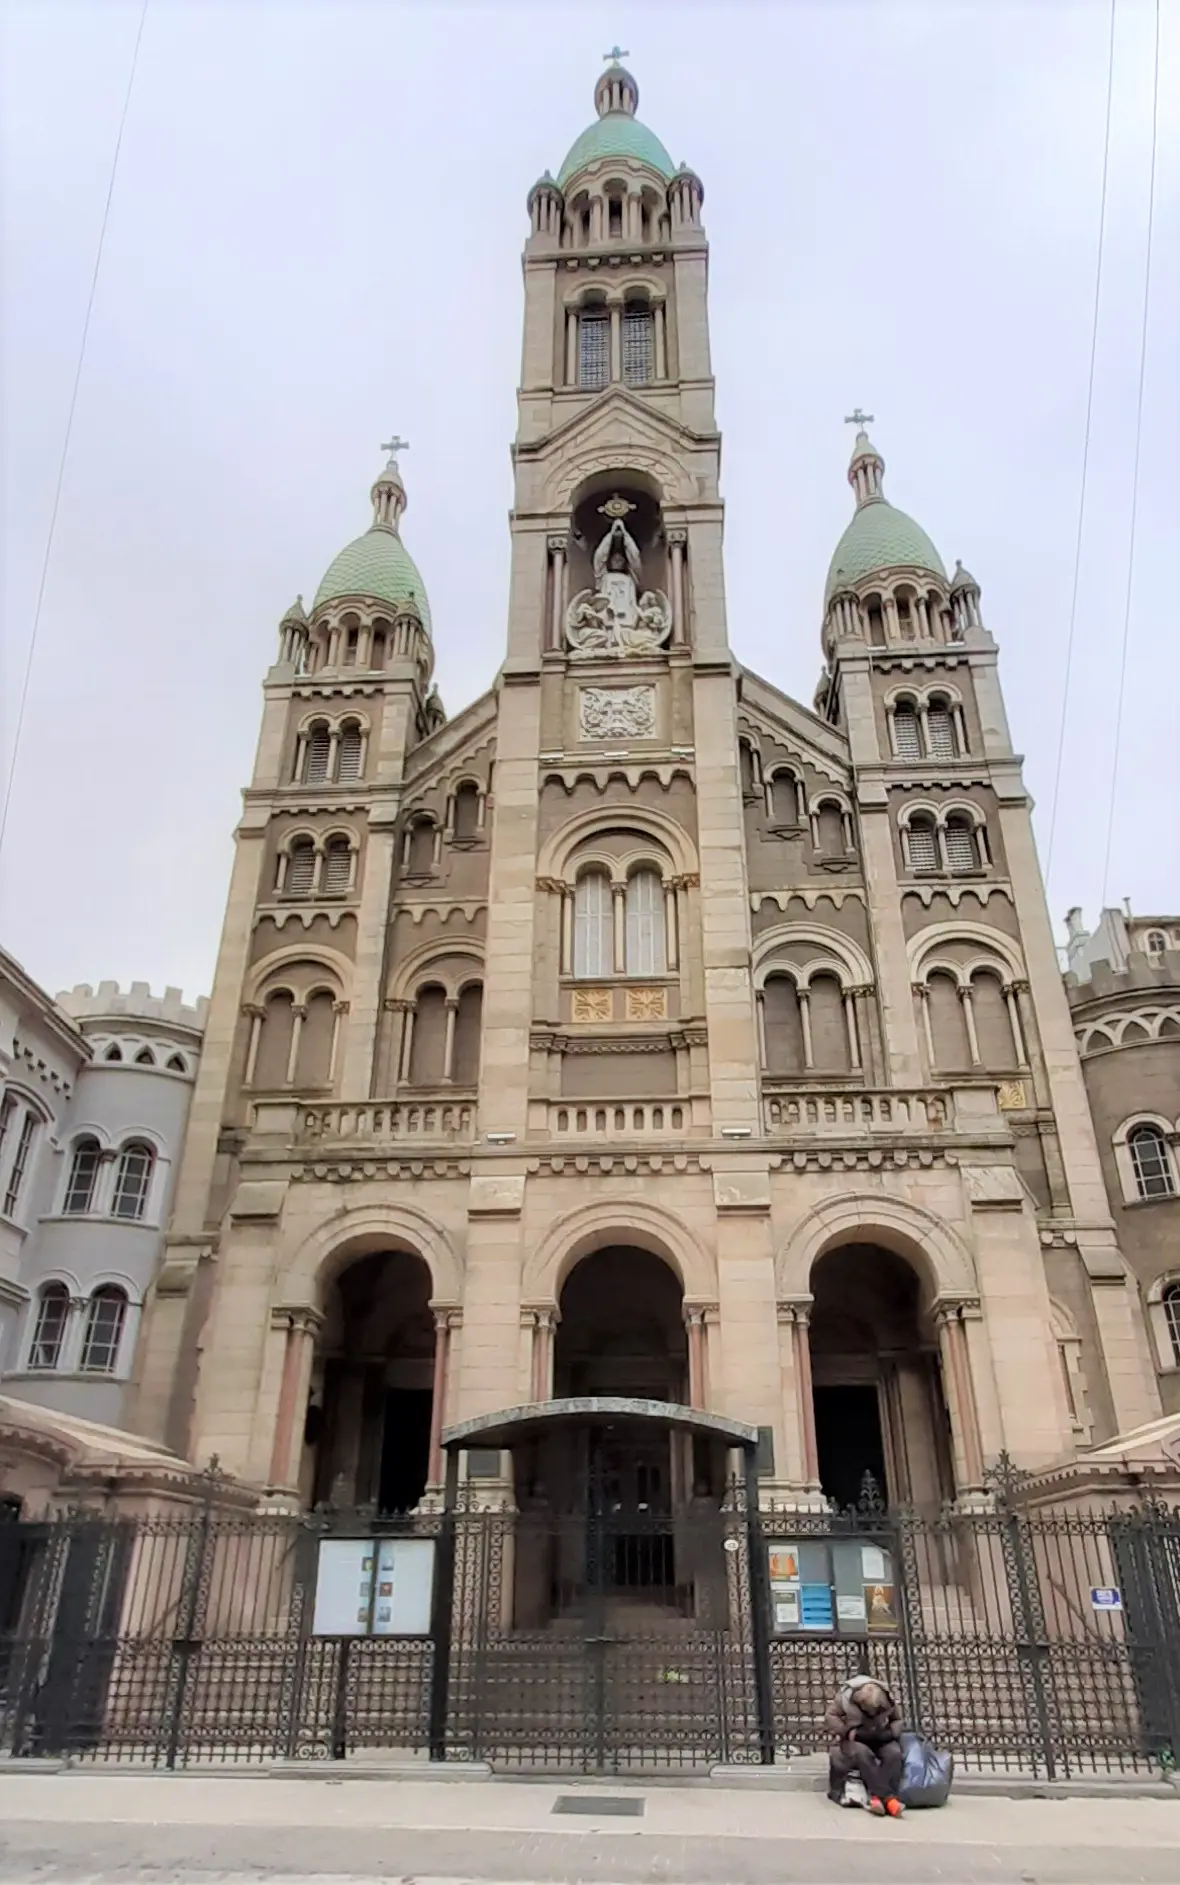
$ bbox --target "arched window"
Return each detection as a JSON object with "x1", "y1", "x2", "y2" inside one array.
[
  {"x1": 112, "y1": 1142, "x2": 154, "y2": 1220},
  {"x1": 574, "y1": 870, "x2": 612, "y2": 978},
  {"x1": 622, "y1": 298, "x2": 655, "y2": 385},
  {"x1": 406, "y1": 819, "x2": 436, "y2": 876},
  {"x1": 370, "y1": 627, "x2": 387, "y2": 669},
  {"x1": 409, "y1": 985, "x2": 448, "y2": 1085},
  {"x1": 907, "y1": 816, "x2": 939, "y2": 873},
  {"x1": 134, "y1": 1047, "x2": 155, "y2": 1066},
  {"x1": 770, "y1": 773, "x2": 800, "y2": 824},
  {"x1": 253, "y1": 991, "x2": 295, "y2": 1089},
  {"x1": 104, "y1": 1043, "x2": 123, "y2": 1062},
  {"x1": 892, "y1": 702, "x2": 922, "y2": 761},
  {"x1": 0, "y1": 1094, "x2": 15, "y2": 1161},
  {"x1": 762, "y1": 976, "x2": 805, "y2": 1074},
  {"x1": 167, "y1": 1053, "x2": 187, "y2": 1073},
  {"x1": 971, "y1": 970, "x2": 1016, "y2": 1067},
  {"x1": 453, "y1": 781, "x2": 481, "y2": 841},
  {"x1": 944, "y1": 816, "x2": 980, "y2": 873},
  {"x1": 1163, "y1": 1284, "x2": 1180, "y2": 1366},
  {"x1": 2, "y1": 1106, "x2": 37, "y2": 1217},
  {"x1": 80, "y1": 1286, "x2": 127, "y2": 1374},
  {"x1": 452, "y1": 983, "x2": 484, "y2": 1085},
  {"x1": 927, "y1": 972, "x2": 971, "y2": 1071},
  {"x1": 625, "y1": 868, "x2": 666, "y2": 974},
  {"x1": 285, "y1": 838, "x2": 316, "y2": 897},
  {"x1": 64, "y1": 1137, "x2": 102, "y2": 1215},
  {"x1": 1145, "y1": 930, "x2": 1168, "y2": 959},
  {"x1": 1128, "y1": 1125, "x2": 1177, "y2": 1200},
  {"x1": 342, "y1": 625, "x2": 359, "y2": 666},
  {"x1": 815, "y1": 802, "x2": 846, "y2": 856},
  {"x1": 808, "y1": 973, "x2": 850, "y2": 1071},
  {"x1": 302, "y1": 723, "x2": 331, "y2": 784},
  {"x1": 578, "y1": 304, "x2": 610, "y2": 388},
  {"x1": 739, "y1": 742, "x2": 757, "y2": 797},
  {"x1": 295, "y1": 990, "x2": 336, "y2": 1087},
  {"x1": 926, "y1": 699, "x2": 958, "y2": 758},
  {"x1": 336, "y1": 723, "x2": 363, "y2": 782},
  {"x1": 321, "y1": 837, "x2": 353, "y2": 897},
  {"x1": 28, "y1": 1284, "x2": 70, "y2": 1371}
]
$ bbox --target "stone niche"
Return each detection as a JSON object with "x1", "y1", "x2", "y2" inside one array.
[{"x1": 559, "y1": 1040, "x2": 678, "y2": 1099}]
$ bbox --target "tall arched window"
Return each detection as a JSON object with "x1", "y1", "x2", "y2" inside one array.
[
  {"x1": 285, "y1": 839, "x2": 316, "y2": 897},
  {"x1": 574, "y1": 871, "x2": 612, "y2": 978},
  {"x1": 892, "y1": 702, "x2": 922, "y2": 760},
  {"x1": 452, "y1": 983, "x2": 484, "y2": 1085},
  {"x1": 2, "y1": 1105, "x2": 38, "y2": 1217},
  {"x1": 907, "y1": 816, "x2": 939, "y2": 872},
  {"x1": 927, "y1": 972, "x2": 971, "y2": 1070},
  {"x1": 406, "y1": 819, "x2": 436, "y2": 876},
  {"x1": 254, "y1": 991, "x2": 295, "y2": 1089},
  {"x1": 321, "y1": 837, "x2": 352, "y2": 897},
  {"x1": 295, "y1": 990, "x2": 337, "y2": 1087},
  {"x1": 1145, "y1": 930, "x2": 1168, "y2": 959},
  {"x1": 625, "y1": 868, "x2": 666, "y2": 974},
  {"x1": 762, "y1": 976, "x2": 805, "y2": 1074},
  {"x1": 1128, "y1": 1125, "x2": 1177, "y2": 1200},
  {"x1": 1163, "y1": 1283, "x2": 1180, "y2": 1366},
  {"x1": 80, "y1": 1286, "x2": 128, "y2": 1374},
  {"x1": 770, "y1": 773, "x2": 800, "y2": 824},
  {"x1": 578, "y1": 304, "x2": 610, "y2": 388},
  {"x1": 28, "y1": 1284, "x2": 71, "y2": 1371},
  {"x1": 944, "y1": 816, "x2": 980, "y2": 873},
  {"x1": 453, "y1": 781, "x2": 481, "y2": 841},
  {"x1": 622, "y1": 298, "x2": 655, "y2": 385},
  {"x1": 302, "y1": 723, "x2": 331, "y2": 784},
  {"x1": 336, "y1": 723, "x2": 363, "y2": 781},
  {"x1": 808, "y1": 974, "x2": 849, "y2": 1071},
  {"x1": 408, "y1": 985, "x2": 448, "y2": 1084},
  {"x1": 971, "y1": 970, "x2": 1016, "y2": 1068},
  {"x1": 926, "y1": 699, "x2": 958, "y2": 758},
  {"x1": 112, "y1": 1142, "x2": 154, "y2": 1221},
  {"x1": 815, "y1": 802, "x2": 846, "y2": 856},
  {"x1": 64, "y1": 1137, "x2": 102, "y2": 1215}
]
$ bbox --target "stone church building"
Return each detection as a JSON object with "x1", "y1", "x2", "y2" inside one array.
[{"x1": 114, "y1": 58, "x2": 1169, "y2": 1525}]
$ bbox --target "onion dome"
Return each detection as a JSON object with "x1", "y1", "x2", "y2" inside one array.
[
  {"x1": 824, "y1": 427, "x2": 946, "y2": 605},
  {"x1": 313, "y1": 448, "x2": 431, "y2": 633},
  {"x1": 557, "y1": 59, "x2": 676, "y2": 189}
]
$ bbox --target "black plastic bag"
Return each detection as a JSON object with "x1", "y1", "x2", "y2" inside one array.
[{"x1": 899, "y1": 1730, "x2": 954, "y2": 1807}]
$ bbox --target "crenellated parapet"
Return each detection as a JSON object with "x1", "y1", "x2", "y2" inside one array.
[{"x1": 55, "y1": 982, "x2": 209, "y2": 1037}]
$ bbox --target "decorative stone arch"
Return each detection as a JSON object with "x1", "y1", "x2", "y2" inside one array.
[
  {"x1": 896, "y1": 799, "x2": 942, "y2": 832},
  {"x1": 245, "y1": 945, "x2": 352, "y2": 1006},
  {"x1": 536, "y1": 802, "x2": 696, "y2": 885},
  {"x1": 388, "y1": 937, "x2": 485, "y2": 1005},
  {"x1": 85, "y1": 1268, "x2": 144, "y2": 1305},
  {"x1": 275, "y1": 826, "x2": 320, "y2": 858},
  {"x1": 61, "y1": 1120, "x2": 115, "y2": 1156},
  {"x1": 752, "y1": 921, "x2": 873, "y2": 992},
  {"x1": 279, "y1": 1201, "x2": 463, "y2": 1311},
  {"x1": 545, "y1": 441, "x2": 698, "y2": 513},
  {"x1": 776, "y1": 1191, "x2": 978, "y2": 1304},
  {"x1": 908, "y1": 923, "x2": 1024, "y2": 986},
  {"x1": 522, "y1": 1198, "x2": 715, "y2": 1308},
  {"x1": 940, "y1": 798, "x2": 989, "y2": 832}
]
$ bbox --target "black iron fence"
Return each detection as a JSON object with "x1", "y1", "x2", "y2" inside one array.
[{"x1": 1, "y1": 1483, "x2": 1177, "y2": 1777}]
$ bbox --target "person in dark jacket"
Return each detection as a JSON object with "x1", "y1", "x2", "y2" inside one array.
[{"x1": 824, "y1": 1674, "x2": 905, "y2": 1815}]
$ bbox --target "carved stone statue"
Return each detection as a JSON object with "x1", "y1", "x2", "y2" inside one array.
[{"x1": 565, "y1": 509, "x2": 672, "y2": 660}]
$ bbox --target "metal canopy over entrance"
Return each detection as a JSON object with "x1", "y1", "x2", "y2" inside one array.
[{"x1": 432, "y1": 1396, "x2": 773, "y2": 1773}]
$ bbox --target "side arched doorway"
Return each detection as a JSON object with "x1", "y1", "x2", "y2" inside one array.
[
  {"x1": 808, "y1": 1243, "x2": 955, "y2": 1511},
  {"x1": 309, "y1": 1250, "x2": 436, "y2": 1512}
]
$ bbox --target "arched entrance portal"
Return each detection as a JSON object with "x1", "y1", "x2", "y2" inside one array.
[
  {"x1": 808, "y1": 1244, "x2": 955, "y2": 1511},
  {"x1": 310, "y1": 1250, "x2": 435, "y2": 1512}
]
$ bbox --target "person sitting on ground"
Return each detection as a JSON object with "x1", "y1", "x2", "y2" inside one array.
[{"x1": 824, "y1": 1673, "x2": 905, "y2": 1816}]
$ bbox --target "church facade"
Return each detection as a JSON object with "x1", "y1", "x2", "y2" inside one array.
[{"x1": 130, "y1": 60, "x2": 1164, "y2": 1527}]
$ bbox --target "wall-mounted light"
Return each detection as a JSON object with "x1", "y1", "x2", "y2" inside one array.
[
  {"x1": 484, "y1": 1131, "x2": 516, "y2": 1146},
  {"x1": 719, "y1": 1126, "x2": 753, "y2": 1140}
]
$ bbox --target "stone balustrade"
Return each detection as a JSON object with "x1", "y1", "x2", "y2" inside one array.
[
  {"x1": 537, "y1": 1098, "x2": 699, "y2": 1141},
  {"x1": 763, "y1": 1083, "x2": 1005, "y2": 1139},
  {"x1": 252, "y1": 1096, "x2": 476, "y2": 1144}
]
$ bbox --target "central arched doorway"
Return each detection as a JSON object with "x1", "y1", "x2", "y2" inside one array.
[
  {"x1": 808, "y1": 1243, "x2": 955, "y2": 1511},
  {"x1": 310, "y1": 1249, "x2": 435, "y2": 1512}
]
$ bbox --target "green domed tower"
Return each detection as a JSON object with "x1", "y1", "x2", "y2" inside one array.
[
  {"x1": 557, "y1": 58, "x2": 676, "y2": 188},
  {"x1": 314, "y1": 447, "x2": 432, "y2": 634},
  {"x1": 825, "y1": 426, "x2": 946, "y2": 606}
]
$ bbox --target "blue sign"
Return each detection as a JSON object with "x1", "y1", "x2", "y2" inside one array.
[{"x1": 1090, "y1": 1586, "x2": 1122, "y2": 1611}]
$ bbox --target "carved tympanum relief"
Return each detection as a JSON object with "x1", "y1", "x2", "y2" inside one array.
[{"x1": 578, "y1": 686, "x2": 656, "y2": 740}]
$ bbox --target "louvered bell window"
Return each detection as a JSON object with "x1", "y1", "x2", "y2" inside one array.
[
  {"x1": 625, "y1": 869, "x2": 666, "y2": 974},
  {"x1": 573, "y1": 871, "x2": 612, "y2": 977},
  {"x1": 892, "y1": 705, "x2": 922, "y2": 760},
  {"x1": 336, "y1": 725, "x2": 363, "y2": 781},
  {"x1": 578, "y1": 310, "x2": 610, "y2": 388},
  {"x1": 321, "y1": 840, "x2": 352, "y2": 897},
  {"x1": 303, "y1": 726, "x2": 331, "y2": 783},
  {"x1": 926, "y1": 704, "x2": 957, "y2": 758},
  {"x1": 908, "y1": 821, "x2": 939, "y2": 872},
  {"x1": 944, "y1": 819, "x2": 978, "y2": 873},
  {"x1": 622, "y1": 306, "x2": 655, "y2": 386},
  {"x1": 286, "y1": 842, "x2": 316, "y2": 897}
]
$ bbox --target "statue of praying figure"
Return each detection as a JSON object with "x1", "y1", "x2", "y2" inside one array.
[{"x1": 565, "y1": 509, "x2": 672, "y2": 659}]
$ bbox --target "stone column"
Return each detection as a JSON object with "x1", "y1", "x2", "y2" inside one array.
[
  {"x1": 798, "y1": 988, "x2": 814, "y2": 1070},
  {"x1": 565, "y1": 311, "x2": 577, "y2": 386},
  {"x1": 268, "y1": 1308, "x2": 322, "y2": 1489},
  {"x1": 529, "y1": 1306, "x2": 557, "y2": 1402},
  {"x1": 396, "y1": 1001, "x2": 415, "y2": 1083},
  {"x1": 612, "y1": 883, "x2": 626, "y2": 973},
  {"x1": 242, "y1": 1005, "x2": 265, "y2": 1086},
  {"x1": 1005, "y1": 981, "x2": 1029, "y2": 1066},
  {"x1": 654, "y1": 302, "x2": 667, "y2": 380},
  {"x1": 914, "y1": 981, "x2": 935, "y2": 1069},
  {"x1": 547, "y1": 535, "x2": 567, "y2": 652},
  {"x1": 427, "y1": 1309, "x2": 457, "y2": 1488},
  {"x1": 784, "y1": 1299, "x2": 820, "y2": 1486},
  {"x1": 843, "y1": 990, "x2": 861, "y2": 1070},
  {"x1": 960, "y1": 985, "x2": 982, "y2": 1065},
  {"x1": 285, "y1": 1004, "x2": 305, "y2": 1085},
  {"x1": 664, "y1": 882, "x2": 680, "y2": 971},
  {"x1": 328, "y1": 1001, "x2": 347, "y2": 1085},
  {"x1": 934, "y1": 1301, "x2": 985, "y2": 1493},
  {"x1": 609, "y1": 305, "x2": 621, "y2": 382},
  {"x1": 667, "y1": 529, "x2": 687, "y2": 642},
  {"x1": 441, "y1": 997, "x2": 459, "y2": 1083},
  {"x1": 684, "y1": 1306, "x2": 708, "y2": 1407}
]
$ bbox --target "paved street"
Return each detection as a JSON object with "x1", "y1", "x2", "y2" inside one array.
[{"x1": 0, "y1": 1772, "x2": 1177, "y2": 1884}]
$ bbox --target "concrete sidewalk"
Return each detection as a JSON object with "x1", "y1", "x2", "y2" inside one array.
[{"x1": 0, "y1": 1770, "x2": 1177, "y2": 1884}]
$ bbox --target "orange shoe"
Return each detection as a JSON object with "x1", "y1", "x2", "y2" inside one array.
[
  {"x1": 885, "y1": 1797, "x2": 905, "y2": 1818},
  {"x1": 867, "y1": 1796, "x2": 886, "y2": 1816}
]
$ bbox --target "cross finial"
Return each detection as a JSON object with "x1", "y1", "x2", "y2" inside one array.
[
  {"x1": 381, "y1": 434, "x2": 409, "y2": 464},
  {"x1": 844, "y1": 408, "x2": 874, "y2": 431},
  {"x1": 603, "y1": 44, "x2": 629, "y2": 65}
]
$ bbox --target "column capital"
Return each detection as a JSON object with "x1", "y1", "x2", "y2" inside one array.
[
  {"x1": 932, "y1": 1293, "x2": 982, "y2": 1327},
  {"x1": 432, "y1": 1304, "x2": 462, "y2": 1333},
  {"x1": 443, "y1": 994, "x2": 461, "y2": 1013},
  {"x1": 666, "y1": 527, "x2": 688, "y2": 548},
  {"x1": 241, "y1": 1001, "x2": 266, "y2": 1020},
  {"x1": 385, "y1": 997, "x2": 413, "y2": 1013},
  {"x1": 332, "y1": 999, "x2": 351, "y2": 1016},
  {"x1": 911, "y1": 981, "x2": 929, "y2": 999},
  {"x1": 776, "y1": 1295, "x2": 814, "y2": 1325},
  {"x1": 271, "y1": 1303, "x2": 323, "y2": 1336},
  {"x1": 546, "y1": 533, "x2": 569, "y2": 556}
]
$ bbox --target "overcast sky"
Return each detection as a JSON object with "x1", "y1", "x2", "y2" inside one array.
[{"x1": 2, "y1": 0, "x2": 1177, "y2": 1004}]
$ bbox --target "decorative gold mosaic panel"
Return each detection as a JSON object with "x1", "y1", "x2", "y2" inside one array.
[
  {"x1": 571, "y1": 987, "x2": 613, "y2": 1023},
  {"x1": 625, "y1": 986, "x2": 667, "y2": 1021}
]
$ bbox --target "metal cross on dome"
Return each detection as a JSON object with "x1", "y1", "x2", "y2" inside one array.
[
  {"x1": 381, "y1": 434, "x2": 409, "y2": 465},
  {"x1": 844, "y1": 408, "x2": 874, "y2": 430},
  {"x1": 603, "y1": 44, "x2": 629, "y2": 64}
]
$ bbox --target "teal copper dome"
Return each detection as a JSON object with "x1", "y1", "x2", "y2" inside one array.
[
  {"x1": 313, "y1": 453, "x2": 431, "y2": 632},
  {"x1": 824, "y1": 429, "x2": 945, "y2": 603},
  {"x1": 557, "y1": 60, "x2": 676, "y2": 189}
]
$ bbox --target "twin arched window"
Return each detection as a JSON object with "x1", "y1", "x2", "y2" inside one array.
[
  {"x1": 63, "y1": 1139, "x2": 154, "y2": 1219},
  {"x1": 1128, "y1": 1124, "x2": 1177, "y2": 1201},
  {"x1": 298, "y1": 719, "x2": 365, "y2": 785},
  {"x1": 28, "y1": 1282, "x2": 128, "y2": 1374},
  {"x1": 573, "y1": 869, "x2": 666, "y2": 977},
  {"x1": 891, "y1": 696, "x2": 963, "y2": 761},
  {"x1": 280, "y1": 835, "x2": 355, "y2": 899},
  {"x1": 904, "y1": 811, "x2": 987, "y2": 874}
]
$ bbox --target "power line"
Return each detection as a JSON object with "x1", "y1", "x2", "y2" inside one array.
[
  {"x1": 1100, "y1": 0, "x2": 1161, "y2": 908},
  {"x1": 1043, "y1": 0, "x2": 1117, "y2": 891},
  {"x1": 0, "y1": 0, "x2": 150, "y2": 857}
]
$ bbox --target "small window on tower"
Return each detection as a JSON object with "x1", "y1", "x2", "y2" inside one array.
[
  {"x1": 608, "y1": 196, "x2": 623, "y2": 238},
  {"x1": 944, "y1": 817, "x2": 980, "y2": 873},
  {"x1": 302, "y1": 724, "x2": 331, "y2": 784},
  {"x1": 336, "y1": 724, "x2": 363, "y2": 781},
  {"x1": 907, "y1": 817, "x2": 939, "y2": 873},
  {"x1": 285, "y1": 839, "x2": 316, "y2": 898},
  {"x1": 343, "y1": 627, "x2": 358, "y2": 666},
  {"x1": 926, "y1": 700, "x2": 958, "y2": 758},
  {"x1": 578, "y1": 306, "x2": 610, "y2": 388},
  {"x1": 892, "y1": 703, "x2": 922, "y2": 761},
  {"x1": 321, "y1": 838, "x2": 352, "y2": 897},
  {"x1": 622, "y1": 300, "x2": 654, "y2": 386}
]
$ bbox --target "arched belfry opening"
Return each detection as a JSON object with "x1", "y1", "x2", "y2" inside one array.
[
  {"x1": 567, "y1": 477, "x2": 666, "y2": 606},
  {"x1": 310, "y1": 1249, "x2": 436, "y2": 1512},
  {"x1": 808, "y1": 1243, "x2": 955, "y2": 1512}
]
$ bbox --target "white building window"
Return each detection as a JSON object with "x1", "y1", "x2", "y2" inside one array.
[
  {"x1": 285, "y1": 840, "x2": 316, "y2": 897},
  {"x1": 321, "y1": 838, "x2": 353, "y2": 897},
  {"x1": 625, "y1": 868, "x2": 666, "y2": 974},
  {"x1": 1164, "y1": 1284, "x2": 1180, "y2": 1366},
  {"x1": 1145, "y1": 930, "x2": 1168, "y2": 959},
  {"x1": 336, "y1": 724, "x2": 363, "y2": 781},
  {"x1": 112, "y1": 1142, "x2": 154, "y2": 1221},
  {"x1": 926, "y1": 702, "x2": 958, "y2": 758},
  {"x1": 944, "y1": 817, "x2": 979, "y2": 873},
  {"x1": 302, "y1": 724, "x2": 331, "y2": 784},
  {"x1": 2, "y1": 1108, "x2": 37, "y2": 1217},
  {"x1": 28, "y1": 1284, "x2": 71, "y2": 1371},
  {"x1": 1128, "y1": 1125, "x2": 1176, "y2": 1200},
  {"x1": 907, "y1": 818, "x2": 939, "y2": 872},
  {"x1": 622, "y1": 302, "x2": 655, "y2": 385},
  {"x1": 64, "y1": 1137, "x2": 102, "y2": 1215},
  {"x1": 892, "y1": 703, "x2": 922, "y2": 760},
  {"x1": 80, "y1": 1286, "x2": 128, "y2": 1374},
  {"x1": 573, "y1": 871, "x2": 612, "y2": 977},
  {"x1": 578, "y1": 308, "x2": 610, "y2": 388}
]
